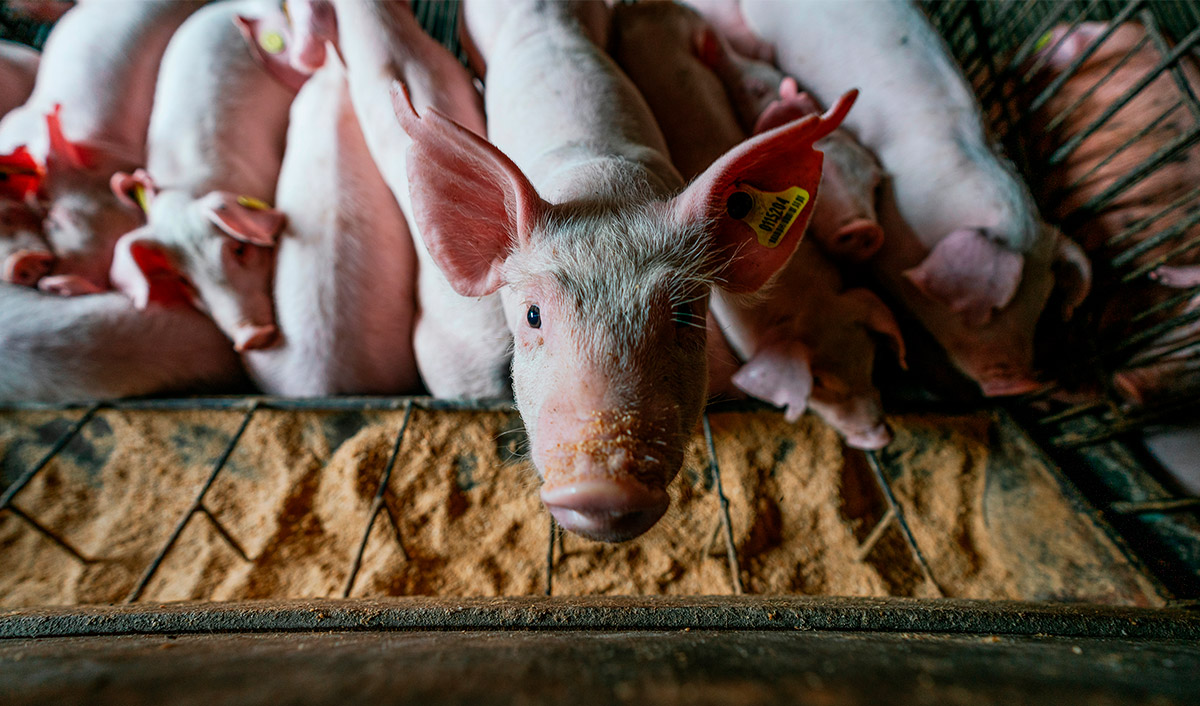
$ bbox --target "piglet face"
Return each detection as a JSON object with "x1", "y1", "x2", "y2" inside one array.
[
  {"x1": 503, "y1": 208, "x2": 711, "y2": 542},
  {"x1": 113, "y1": 189, "x2": 284, "y2": 352}
]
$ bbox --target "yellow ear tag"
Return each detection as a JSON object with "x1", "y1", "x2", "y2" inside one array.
[
  {"x1": 1034, "y1": 31, "x2": 1053, "y2": 52},
  {"x1": 133, "y1": 184, "x2": 150, "y2": 213},
  {"x1": 237, "y1": 195, "x2": 271, "y2": 210},
  {"x1": 726, "y1": 185, "x2": 810, "y2": 248},
  {"x1": 259, "y1": 30, "x2": 286, "y2": 55}
]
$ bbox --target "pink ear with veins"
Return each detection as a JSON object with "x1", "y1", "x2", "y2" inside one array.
[
  {"x1": 903, "y1": 228, "x2": 1024, "y2": 327},
  {"x1": 393, "y1": 81, "x2": 549, "y2": 297}
]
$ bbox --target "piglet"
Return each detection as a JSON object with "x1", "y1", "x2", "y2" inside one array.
[
  {"x1": 108, "y1": 1, "x2": 300, "y2": 353},
  {"x1": 286, "y1": 0, "x2": 514, "y2": 399},
  {"x1": 0, "y1": 1, "x2": 206, "y2": 295},
  {"x1": 243, "y1": 57, "x2": 420, "y2": 396},
  {"x1": 613, "y1": 0, "x2": 903, "y2": 448},
  {"x1": 1031, "y1": 22, "x2": 1200, "y2": 406},
  {"x1": 413, "y1": 0, "x2": 851, "y2": 541},
  {"x1": 693, "y1": 0, "x2": 1091, "y2": 396},
  {"x1": 0, "y1": 283, "x2": 243, "y2": 402}
]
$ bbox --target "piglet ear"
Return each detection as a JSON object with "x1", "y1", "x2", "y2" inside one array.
[
  {"x1": 843, "y1": 288, "x2": 908, "y2": 369},
  {"x1": 732, "y1": 342, "x2": 814, "y2": 423},
  {"x1": 1051, "y1": 228, "x2": 1090, "y2": 319},
  {"x1": 234, "y1": 14, "x2": 312, "y2": 92},
  {"x1": 45, "y1": 104, "x2": 94, "y2": 170},
  {"x1": 393, "y1": 81, "x2": 549, "y2": 297},
  {"x1": 0, "y1": 146, "x2": 44, "y2": 201},
  {"x1": 110, "y1": 232, "x2": 195, "y2": 309},
  {"x1": 903, "y1": 228, "x2": 1024, "y2": 327},
  {"x1": 671, "y1": 90, "x2": 857, "y2": 294},
  {"x1": 110, "y1": 169, "x2": 157, "y2": 212},
  {"x1": 201, "y1": 191, "x2": 287, "y2": 246}
]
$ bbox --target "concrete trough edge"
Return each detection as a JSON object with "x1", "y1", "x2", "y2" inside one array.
[{"x1": 1, "y1": 596, "x2": 1198, "y2": 641}]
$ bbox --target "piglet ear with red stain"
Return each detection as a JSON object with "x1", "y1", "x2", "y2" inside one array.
[
  {"x1": 671, "y1": 90, "x2": 857, "y2": 294},
  {"x1": 200, "y1": 191, "x2": 287, "y2": 247},
  {"x1": 0, "y1": 146, "x2": 43, "y2": 201},
  {"x1": 393, "y1": 81, "x2": 550, "y2": 297},
  {"x1": 110, "y1": 231, "x2": 195, "y2": 309}
]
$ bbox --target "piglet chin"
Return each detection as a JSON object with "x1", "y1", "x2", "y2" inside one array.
[
  {"x1": 541, "y1": 480, "x2": 668, "y2": 543},
  {"x1": 234, "y1": 324, "x2": 281, "y2": 352}
]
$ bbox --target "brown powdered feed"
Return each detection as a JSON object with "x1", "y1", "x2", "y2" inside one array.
[{"x1": 0, "y1": 406, "x2": 1161, "y2": 607}]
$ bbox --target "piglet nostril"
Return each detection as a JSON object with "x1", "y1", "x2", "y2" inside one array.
[{"x1": 541, "y1": 480, "x2": 668, "y2": 543}]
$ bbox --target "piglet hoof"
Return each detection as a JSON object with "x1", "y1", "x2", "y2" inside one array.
[
  {"x1": 3, "y1": 249, "x2": 55, "y2": 288},
  {"x1": 37, "y1": 274, "x2": 104, "y2": 297}
]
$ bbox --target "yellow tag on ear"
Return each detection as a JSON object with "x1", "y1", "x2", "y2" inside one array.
[
  {"x1": 1034, "y1": 31, "x2": 1053, "y2": 52},
  {"x1": 237, "y1": 195, "x2": 271, "y2": 210},
  {"x1": 259, "y1": 30, "x2": 286, "y2": 55},
  {"x1": 133, "y1": 184, "x2": 150, "y2": 213},
  {"x1": 727, "y1": 185, "x2": 810, "y2": 248}
]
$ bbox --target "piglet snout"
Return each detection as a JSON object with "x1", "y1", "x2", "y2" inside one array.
[
  {"x1": 979, "y1": 375, "x2": 1044, "y2": 397},
  {"x1": 233, "y1": 323, "x2": 280, "y2": 352},
  {"x1": 541, "y1": 479, "x2": 668, "y2": 543},
  {"x1": 844, "y1": 423, "x2": 893, "y2": 450},
  {"x1": 830, "y1": 219, "x2": 885, "y2": 261},
  {"x1": 4, "y1": 249, "x2": 55, "y2": 288}
]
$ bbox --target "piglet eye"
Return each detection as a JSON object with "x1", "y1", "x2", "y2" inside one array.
[{"x1": 526, "y1": 304, "x2": 541, "y2": 329}]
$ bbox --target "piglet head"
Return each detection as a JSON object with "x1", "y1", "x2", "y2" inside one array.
[
  {"x1": 395, "y1": 84, "x2": 854, "y2": 540},
  {"x1": 109, "y1": 187, "x2": 285, "y2": 352}
]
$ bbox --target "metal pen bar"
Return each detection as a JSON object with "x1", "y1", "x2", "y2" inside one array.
[
  {"x1": 864, "y1": 451, "x2": 945, "y2": 597},
  {"x1": 0, "y1": 403, "x2": 101, "y2": 511},
  {"x1": 1048, "y1": 23, "x2": 1200, "y2": 168},
  {"x1": 1141, "y1": 9, "x2": 1200, "y2": 120},
  {"x1": 342, "y1": 400, "x2": 414, "y2": 599},
  {"x1": 1029, "y1": 0, "x2": 1144, "y2": 116},
  {"x1": 1111, "y1": 198, "x2": 1200, "y2": 273},
  {"x1": 1109, "y1": 498, "x2": 1200, "y2": 515},
  {"x1": 124, "y1": 402, "x2": 260, "y2": 603},
  {"x1": 1057, "y1": 93, "x2": 1177, "y2": 200},
  {"x1": 197, "y1": 505, "x2": 250, "y2": 563},
  {"x1": 1043, "y1": 31, "x2": 1151, "y2": 136},
  {"x1": 1102, "y1": 181, "x2": 1199, "y2": 251},
  {"x1": 5, "y1": 505, "x2": 89, "y2": 563},
  {"x1": 702, "y1": 414, "x2": 743, "y2": 596},
  {"x1": 544, "y1": 517, "x2": 559, "y2": 597},
  {"x1": 1078, "y1": 127, "x2": 1200, "y2": 241}
]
